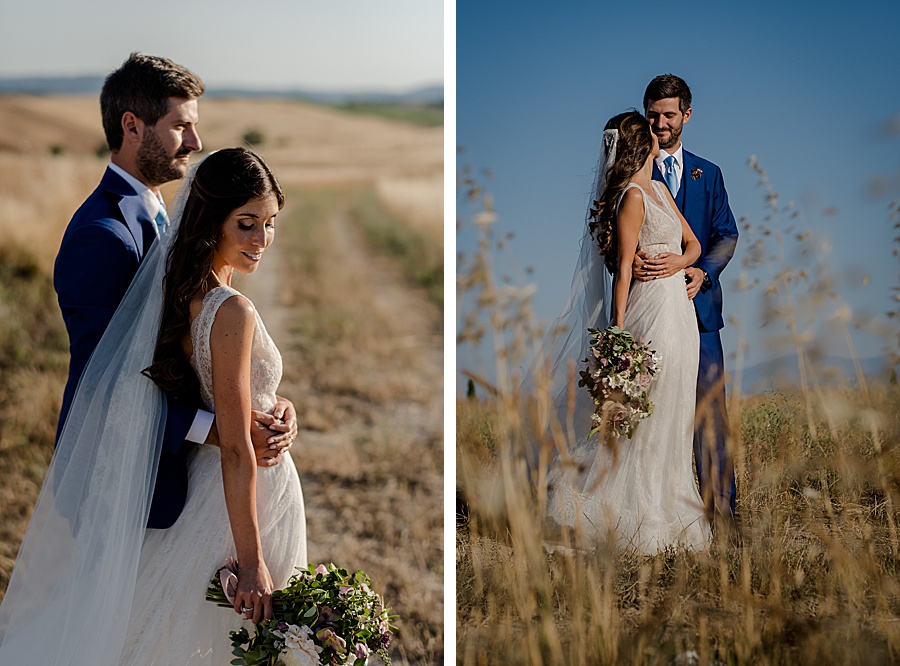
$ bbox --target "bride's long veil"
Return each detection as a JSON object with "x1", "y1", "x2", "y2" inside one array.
[
  {"x1": 0, "y1": 164, "x2": 197, "y2": 663},
  {"x1": 523, "y1": 129, "x2": 617, "y2": 473}
]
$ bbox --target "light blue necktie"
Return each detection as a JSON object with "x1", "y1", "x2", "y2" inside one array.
[
  {"x1": 154, "y1": 202, "x2": 170, "y2": 237},
  {"x1": 663, "y1": 155, "x2": 679, "y2": 197}
]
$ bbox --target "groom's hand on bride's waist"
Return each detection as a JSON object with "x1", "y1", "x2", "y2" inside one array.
[
  {"x1": 204, "y1": 399, "x2": 298, "y2": 467},
  {"x1": 252, "y1": 409, "x2": 296, "y2": 468},
  {"x1": 632, "y1": 250, "x2": 651, "y2": 281}
]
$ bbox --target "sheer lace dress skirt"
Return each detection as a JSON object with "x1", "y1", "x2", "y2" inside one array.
[
  {"x1": 547, "y1": 271, "x2": 711, "y2": 553},
  {"x1": 118, "y1": 445, "x2": 307, "y2": 665}
]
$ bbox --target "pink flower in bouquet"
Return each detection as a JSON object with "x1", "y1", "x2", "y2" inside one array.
[
  {"x1": 318, "y1": 605, "x2": 340, "y2": 624},
  {"x1": 638, "y1": 372, "x2": 653, "y2": 391},
  {"x1": 604, "y1": 401, "x2": 630, "y2": 427},
  {"x1": 314, "y1": 564, "x2": 328, "y2": 575},
  {"x1": 219, "y1": 557, "x2": 239, "y2": 604},
  {"x1": 339, "y1": 585, "x2": 353, "y2": 596},
  {"x1": 316, "y1": 627, "x2": 346, "y2": 652},
  {"x1": 355, "y1": 643, "x2": 371, "y2": 660}
]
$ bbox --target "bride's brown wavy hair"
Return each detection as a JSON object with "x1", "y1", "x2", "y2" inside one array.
[
  {"x1": 144, "y1": 147, "x2": 284, "y2": 397},
  {"x1": 587, "y1": 111, "x2": 653, "y2": 273}
]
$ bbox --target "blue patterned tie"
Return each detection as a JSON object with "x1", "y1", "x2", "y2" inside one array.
[
  {"x1": 663, "y1": 155, "x2": 679, "y2": 197},
  {"x1": 154, "y1": 203, "x2": 170, "y2": 237}
]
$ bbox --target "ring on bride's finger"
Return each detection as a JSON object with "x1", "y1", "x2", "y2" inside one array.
[{"x1": 241, "y1": 605, "x2": 253, "y2": 612}]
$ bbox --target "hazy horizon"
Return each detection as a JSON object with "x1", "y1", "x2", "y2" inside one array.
[{"x1": 0, "y1": 1, "x2": 443, "y2": 91}]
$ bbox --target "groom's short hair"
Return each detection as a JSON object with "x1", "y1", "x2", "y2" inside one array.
[
  {"x1": 643, "y1": 74, "x2": 692, "y2": 114},
  {"x1": 101, "y1": 53, "x2": 205, "y2": 151}
]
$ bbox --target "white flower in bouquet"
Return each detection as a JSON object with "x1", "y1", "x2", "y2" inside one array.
[{"x1": 274, "y1": 624, "x2": 324, "y2": 666}]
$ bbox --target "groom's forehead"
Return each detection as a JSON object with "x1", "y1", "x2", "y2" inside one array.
[
  {"x1": 161, "y1": 96, "x2": 200, "y2": 122},
  {"x1": 646, "y1": 98, "x2": 684, "y2": 113}
]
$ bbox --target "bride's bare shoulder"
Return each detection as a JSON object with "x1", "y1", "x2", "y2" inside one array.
[
  {"x1": 618, "y1": 185, "x2": 645, "y2": 215},
  {"x1": 210, "y1": 293, "x2": 256, "y2": 341}
]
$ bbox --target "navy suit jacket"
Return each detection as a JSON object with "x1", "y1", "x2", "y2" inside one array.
[
  {"x1": 653, "y1": 149, "x2": 738, "y2": 332},
  {"x1": 54, "y1": 167, "x2": 198, "y2": 528}
]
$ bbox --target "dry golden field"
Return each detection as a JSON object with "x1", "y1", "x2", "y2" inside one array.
[
  {"x1": 456, "y1": 169, "x2": 900, "y2": 665},
  {"x1": 0, "y1": 95, "x2": 443, "y2": 664}
]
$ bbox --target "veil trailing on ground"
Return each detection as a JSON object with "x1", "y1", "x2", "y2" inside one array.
[
  {"x1": 0, "y1": 163, "x2": 199, "y2": 664},
  {"x1": 523, "y1": 129, "x2": 618, "y2": 469}
]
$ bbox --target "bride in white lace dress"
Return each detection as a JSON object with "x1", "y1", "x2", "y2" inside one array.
[
  {"x1": 0, "y1": 149, "x2": 306, "y2": 665},
  {"x1": 546, "y1": 112, "x2": 711, "y2": 552},
  {"x1": 123, "y1": 148, "x2": 307, "y2": 663}
]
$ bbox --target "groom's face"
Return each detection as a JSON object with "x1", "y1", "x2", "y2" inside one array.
[
  {"x1": 645, "y1": 97, "x2": 691, "y2": 151},
  {"x1": 136, "y1": 97, "x2": 202, "y2": 187}
]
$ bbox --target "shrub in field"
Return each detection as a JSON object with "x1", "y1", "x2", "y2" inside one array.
[{"x1": 242, "y1": 127, "x2": 265, "y2": 147}]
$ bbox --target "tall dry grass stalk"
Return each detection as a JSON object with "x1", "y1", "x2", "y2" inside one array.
[{"x1": 457, "y1": 162, "x2": 900, "y2": 665}]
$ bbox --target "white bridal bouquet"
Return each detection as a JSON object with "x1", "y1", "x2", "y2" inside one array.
[
  {"x1": 207, "y1": 559, "x2": 394, "y2": 666},
  {"x1": 578, "y1": 326, "x2": 661, "y2": 439}
]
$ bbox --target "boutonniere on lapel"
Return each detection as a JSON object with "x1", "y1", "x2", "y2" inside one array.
[{"x1": 691, "y1": 168, "x2": 702, "y2": 180}]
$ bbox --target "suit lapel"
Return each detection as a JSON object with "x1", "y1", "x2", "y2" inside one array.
[
  {"x1": 676, "y1": 151, "x2": 692, "y2": 213},
  {"x1": 100, "y1": 168, "x2": 153, "y2": 259}
]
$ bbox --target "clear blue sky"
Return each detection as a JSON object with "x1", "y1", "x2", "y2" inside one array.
[
  {"x1": 0, "y1": 0, "x2": 443, "y2": 91},
  {"x1": 457, "y1": 0, "x2": 900, "y2": 390}
]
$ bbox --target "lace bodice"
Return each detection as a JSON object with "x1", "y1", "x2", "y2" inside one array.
[
  {"x1": 623, "y1": 181, "x2": 683, "y2": 257},
  {"x1": 189, "y1": 285, "x2": 282, "y2": 414}
]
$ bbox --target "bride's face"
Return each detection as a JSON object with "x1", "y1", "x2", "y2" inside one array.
[{"x1": 213, "y1": 193, "x2": 279, "y2": 274}]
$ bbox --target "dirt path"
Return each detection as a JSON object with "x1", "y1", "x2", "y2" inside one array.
[{"x1": 238, "y1": 202, "x2": 444, "y2": 664}]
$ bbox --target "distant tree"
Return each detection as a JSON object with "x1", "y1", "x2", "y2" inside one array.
[
  {"x1": 95, "y1": 142, "x2": 110, "y2": 158},
  {"x1": 49, "y1": 144, "x2": 65, "y2": 156},
  {"x1": 242, "y1": 128, "x2": 265, "y2": 147}
]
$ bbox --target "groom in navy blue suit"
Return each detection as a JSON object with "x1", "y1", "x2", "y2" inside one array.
[
  {"x1": 639, "y1": 74, "x2": 739, "y2": 518},
  {"x1": 54, "y1": 54, "x2": 296, "y2": 529}
]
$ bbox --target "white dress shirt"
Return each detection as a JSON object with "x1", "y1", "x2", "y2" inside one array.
[
  {"x1": 654, "y1": 144, "x2": 684, "y2": 197},
  {"x1": 107, "y1": 162, "x2": 215, "y2": 444},
  {"x1": 108, "y1": 162, "x2": 165, "y2": 234}
]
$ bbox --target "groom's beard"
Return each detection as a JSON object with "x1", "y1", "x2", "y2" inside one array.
[
  {"x1": 137, "y1": 129, "x2": 190, "y2": 187},
  {"x1": 655, "y1": 123, "x2": 684, "y2": 151}
]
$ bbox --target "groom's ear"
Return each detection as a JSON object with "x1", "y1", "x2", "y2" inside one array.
[
  {"x1": 682, "y1": 107, "x2": 693, "y2": 125},
  {"x1": 121, "y1": 111, "x2": 146, "y2": 147}
]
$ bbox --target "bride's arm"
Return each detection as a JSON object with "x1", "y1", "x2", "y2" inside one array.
[
  {"x1": 613, "y1": 188, "x2": 644, "y2": 328},
  {"x1": 209, "y1": 294, "x2": 274, "y2": 625}
]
